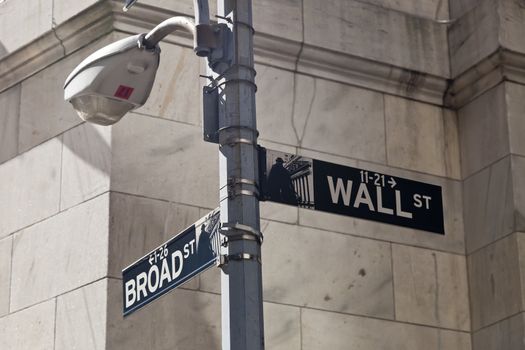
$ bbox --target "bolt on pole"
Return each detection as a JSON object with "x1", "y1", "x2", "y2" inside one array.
[{"x1": 212, "y1": 0, "x2": 265, "y2": 349}]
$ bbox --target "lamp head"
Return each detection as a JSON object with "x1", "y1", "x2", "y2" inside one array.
[{"x1": 64, "y1": 34, "x2": 160, "y2": 125}]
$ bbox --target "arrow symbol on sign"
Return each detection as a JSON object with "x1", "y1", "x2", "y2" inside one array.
[
  {"x1": 148, "y1": 255, "x2": 154, "y2": 265},
  {"x1": 388, "y1": 177, "x2": 397, "y2": 188}
]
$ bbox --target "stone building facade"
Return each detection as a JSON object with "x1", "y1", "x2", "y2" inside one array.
[{"x1": 0, "y1": 0, "x2": 524, "y2": 349}]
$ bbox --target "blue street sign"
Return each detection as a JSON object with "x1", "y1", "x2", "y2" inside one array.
[{"x1": 122, "y1": 208, "x2": 220, "y2": 316}]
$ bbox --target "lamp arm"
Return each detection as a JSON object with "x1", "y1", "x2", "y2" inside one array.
[
  {"x1": 142, "y1": 0, "x2": 214, "y2": 57},
  {"x1": 143, "y1": 16, "x2": 196, "y2": 47}
]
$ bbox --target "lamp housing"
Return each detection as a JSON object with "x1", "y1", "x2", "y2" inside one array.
[{"x1": 64, "y1": 34, "x2": 160, "y2": 125}]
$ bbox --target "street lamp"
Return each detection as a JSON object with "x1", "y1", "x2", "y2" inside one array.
[
  {"x1": 63, "y1": 34, "x2": 160, "y2": 125},
  {"x1": 63, "y1": 1, "x2": 264, "y2": 349},
  {"x1": 64, "y1": 14, "x2": 209, "y2": 125}
]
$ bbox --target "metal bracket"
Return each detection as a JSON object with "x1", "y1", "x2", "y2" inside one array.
[
  {"x1": 227, "y1": 177, "x2": 259, "y2": 189},
  {"x1": 195, "y1": 24, "x2": 217, "y2": 57},
  {"x1": 207, "y1": 23, "x2": 232, "y2": 74},
  {"x1": 217, "y1": 253, "x2": 261, "y2": 267},
  {"x1": 221, "y1": 176, "x2": 260, "y2": 201},
  {"x1": 203, "y1": 85, "x2": 219, "y2": 143},
  {"x1": 220, "y1": 222, "x2": 263, "y2": 244},
  {"x1": 218, "y1": 125, "x2": 259, "y2": 137},
  {"x1": 220, "y1": 189, "x2": 259, "y2": 202},
  {"x1": 217, "y1": 221, "x2": 263, "y2": 269},
  {"x1": 219, "y1": 137, "x2": 257, "y2": 148},
  {"x1": 215, "y1": 15, "x2": 256, "y2": 35},
  {"x1": 215, "y1": 78, "x2": 258, "y2": 91},
  {"x1": 220, "y1": 188, "x2": 260, "y2": 201}
]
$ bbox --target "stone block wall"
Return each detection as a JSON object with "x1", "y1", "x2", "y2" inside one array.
[
  {"x1": 449, "y1": 1, "x2": 525, "y2": 348},
  {"x1": 1, "y1": 0, "x2": 524, "y2": 349},
  {"x1": 460, "y1": 81, "x2": 525, "y2": 349}
]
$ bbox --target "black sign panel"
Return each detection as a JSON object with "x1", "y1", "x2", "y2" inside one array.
[
  {"x1": 260, "y1": 149, "x2": 444, "y2": 235},
  {"x1": 122, "y1": 209, "x2": 220, "y2": 316},
  {"x1": 312, "y1": 160, "x2": 444, "y2": 234}
]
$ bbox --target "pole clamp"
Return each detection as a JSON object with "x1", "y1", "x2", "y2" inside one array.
[
  {"x1": 220, "y1": 189, "x2": 259, "y2": 202},
  {"x1": 219, "y1": 137, "x2": 257, "y2": 148},
  {"x1": 220, "y1": 222, "x2": 263, "y2": 244},
  {"x1": 217, "y1": 253, "x2": 261, "y2": 267},
  {"x1": 220, "y1": 177, "x2": 260, "y2": 201},
  {"x1": 217, "y1": 125, "x2": 259, "y2": 137},
  {"x1": 227, "y1": 177, "x2": 258, "y2": 188}
]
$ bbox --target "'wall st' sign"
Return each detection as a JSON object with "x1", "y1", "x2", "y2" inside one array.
[
  {"x1": 259, "y1": 148, "x2": 445, "y2": 234},
  {"x1": 122, "y1": 209, "x2": 220, "y2": 316}
]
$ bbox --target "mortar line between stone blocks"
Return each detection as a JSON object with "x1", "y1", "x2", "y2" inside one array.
[
  {"x1": 6, "y1": 276, "x2": 108, "y2": 317},
  {"x1": 155, "y1": 274, "x2": 472, "y2": 335},
  {"x1": 299, "y1": 307, "x2": 303, "y2": 350},
  {"x1": 440, "y1": 107, "x2": 450, "y2": 179},
  {"x1": 109, "y1": 190, "x2": 217, "y2": 212},
  {"x1": 15, "y1": 84, "x2": 21, "y2": 157},
  {"x1": 82, "y1": 275, "x2": 473, "y2": 335},
  {"x1": 467, "y1": 230, "x2": 522, "y2": 257},
  {"x1": 53, "y1": 297, "x2": 58, "y2": 350},
  {"x1": 383, "y1": 93, "x2": 389, "y2": 166},
  {"x1": 3, "y1": 190, "x2": 110, "y2": 240},
  {"x1": 130, "y1": 111, "x2": 202, "y2": 128},
  {"x1": 464, "y1": 237, "x2": 475, "y2": 340},
  {"x1": 294, "y1": 219, "x2": 466, "y2": 257},
  {"x1": 0, "y1": 283, "x2": 470, "y2": 336},
  {"x1": 105, "y1": 196, "x2": 112, "y2": 287},
  {"x1": 272, "y1": 301, "x2": 471, "y2": 334},
  {"x1": 503, "y1": 82, "x2": 513, "y2": 163},
  {"x1": 516, "y1": 231, "x2": 525, "y2": 313},
  {"x1": 472, "y1": 310, "x2": 525, "y2": 335},
  {"x1": 390, "y1": 242, "x2": 397, "y2": 320},
  {"x1": 253, "y1": 60, "x2": 448, "y2": 109},
  {"x1": 58, "y1": 134, "x2": 64, "y2": 212},
  {"x1": 8, "y1": 235, "x2": 14, "y2": 315},
  {"x1": 1, "y1": 122, "x2": 85, "y2": 168},
  {"x1": 104, "y1": 277, "x2": 111, "y2": 350},
  {"x1": 444, "y1": 0, "x2": 452, "y2": 80}
]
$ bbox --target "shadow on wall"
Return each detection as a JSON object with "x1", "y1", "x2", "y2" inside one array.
[
  {"x1": 61, "y1": 121, "x2": 112, "y2": 177},
  {"x1": 0, "y1": 41, "x2": 6, "y2": 58}
]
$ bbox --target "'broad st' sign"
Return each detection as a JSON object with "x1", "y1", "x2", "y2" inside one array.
[
  {"x1": 260, "y1": 148, "x2": 445, "y2": 234},
  {"x1": 122, "y1": 209, "x2": 220, "y2": 316}
]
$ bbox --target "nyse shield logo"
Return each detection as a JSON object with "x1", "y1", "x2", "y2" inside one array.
[{"x1": 260, "y1": 148, "x2": 445, "y2": 235}]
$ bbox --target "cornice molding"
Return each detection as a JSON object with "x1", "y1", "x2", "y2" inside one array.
[
  {"x1": 0, "y1": 1, "x2": 114, "y2": 93},
  {"x1": 445, "y1": 49, "x2": 525, "y2": 108},
  {"x1": 3, "y1": 0, "x2": 525, "y2": 109},
  {"x1": 0, "y1": 0, "x2": 449, "y2": 105}
]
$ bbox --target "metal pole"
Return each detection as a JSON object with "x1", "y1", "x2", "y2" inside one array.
[{"x1": 213, "y1": 0, "x2": 265, "y2": 349}]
